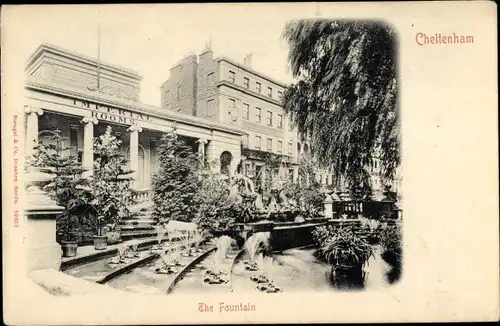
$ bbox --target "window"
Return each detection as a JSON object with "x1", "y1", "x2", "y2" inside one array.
[
  {"x1": 176, "y1": 86, "x2": 181, "y2": 100},
  {"x1": 229, "y1": 98, "x2": 236, "y2": 108},
  {"x1": 288, "y1": 142, "x2": 293, "y2": 156},
  {"x1": 268, "y1": 87, "x2": 273, "y2": 97},
  {"x1": 207, "y1": 99, "x2": 214, "y2": 115},
  {"x1": 207, "y1": 72, "x2": 215, "y2": 86},
  {"x1": 69, "y1": 126, "x2": 79, "y2": 159},
  {"x1": 228, "y1": 71, "x2": 235, "y2": 83},
  {"x1": 164, "y1": 90, "x2": 170, "y2": 104},
  {"x1": 267, "y1": 111, "x2": 273, "y2": 126},
  {"x1": 267, "y1": 138, "x2": 272, "y2": 151},
  {"x1": 244, "y1": 77, "x2": 249, "y2": 89},
  {"x1": 277, "y1": 114, "x2": 283, "y2": 129},
  {"x1": 277, "y1": 140, "x2": 283, "y2": 154},
  {"x1": 256, "y1": 82, "x2": 261, "y2": 93},
  {"x1": 255, "y1": 107, "x2": 261, "y2": 123},
  {"x1": 242, "y1": 134, "x2": 249, "y2": 147},
  {"x1": 255, "y1": 136, "x2": 261, "y2": 149},
  {"x1": 278, "y1": 91, "x2": 283, "y2": 100},
  {"x1": 243, "y1": 103, "x2": 249, "y2": 120}
]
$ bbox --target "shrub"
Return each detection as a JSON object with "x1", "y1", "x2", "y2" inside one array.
[
  {"x1": 323, "y1": 227, "x2": 374, "y2": 267},
  {"x1": 152, "y1": 131, "x2": 201, "y2": 224},
  {"x1": 314, "y1": 225, "x2": 374, "y2": 268},
  {"x1": 28, "y1": 130, "x2": 94, "y2": 242},
  {"x1": 283, "y1": 182, "x2": 325, "y2": 218},
  {"x1": 379, "y1": 223, "x2": 403, "y2": 265},
  {"x1": 92, "y1": 126, "x2": 137, "y2": 233}
]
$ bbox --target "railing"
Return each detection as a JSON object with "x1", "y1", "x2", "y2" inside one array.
[{"x1": 133, "y1": 188, "x2": 153, "y2": 203}]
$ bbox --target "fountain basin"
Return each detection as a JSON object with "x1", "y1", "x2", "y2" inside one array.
[{"x1": 248, "y1": 221, "x2": 275, "y2": 233}]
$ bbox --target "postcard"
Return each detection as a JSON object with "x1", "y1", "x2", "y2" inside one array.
[{"x1": 1, "y1": 2, "x2": 498, "y2": 324}]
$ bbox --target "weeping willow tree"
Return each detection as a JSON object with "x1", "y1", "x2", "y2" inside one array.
[{"x1": 281, "y1": 20, "x2": 400, "y2": 198}]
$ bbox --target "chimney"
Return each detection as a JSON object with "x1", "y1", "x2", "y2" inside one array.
[{"x1": 244, "y1": 53, "x2": 253, "y2": 68}]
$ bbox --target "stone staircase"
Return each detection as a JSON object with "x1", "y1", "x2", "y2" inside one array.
[{"x1": 119, "y1": 199, "x2": 158, "y2": 240}]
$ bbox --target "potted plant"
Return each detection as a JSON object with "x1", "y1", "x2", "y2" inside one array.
[
  {"x1": 92, "y1": 216, "x2": 107, "y2": 250},
  {"x1": 316, "y1": 226, "x2": 374, "y2": 289},
  {"x1": 379, "y1": 223, "x2": 403, "y2": 284},
  {"x1": 28, "y1": 130, "x2": 94, "y2": 258},
  {"x1": 92, "y1": 126, "x2": 137, "y2": 250}
]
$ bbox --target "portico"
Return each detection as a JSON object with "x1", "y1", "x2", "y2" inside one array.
[{"x1": 24, "y1": 44, "x2": 244, "y2": 207}]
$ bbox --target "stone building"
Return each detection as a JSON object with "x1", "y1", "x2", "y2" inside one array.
[
  {"x1": 160, "y1": 44, "x2": 334, "y2": 189},
  {"x1": 24, "y1": 44, "x2": 245, "y2": 222}
]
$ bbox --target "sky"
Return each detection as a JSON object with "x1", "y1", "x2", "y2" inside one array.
[{"x1": 9, "y1": 4, "x2": 322, "y2": 106}]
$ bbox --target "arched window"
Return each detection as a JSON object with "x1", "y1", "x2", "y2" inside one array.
[
  {"x1": 126, "y1": 145, "x2": 146, "y2": 189},
  {"x1": 220, "y1": 151, "x2": 233, "y2": 177}
]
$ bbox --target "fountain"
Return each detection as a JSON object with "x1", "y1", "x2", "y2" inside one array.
[
  {"x1": 191, "y1": 229, "x2": 209, "y2": 255},
  {"x1": 250, "y1": 253, "x2": 282, "y2": 293},
  {"x1": 124, "y1": 243, "x2": 141, "y2": 259},
  {"x1": 203, "y1": 236, "x2": 232, "y2": 285},
  {"x1": 244, "y1": 232, "x2": 270, "y2": 267},
  {"x1": 153, "y1": 249, "x2": 179, "y2": 274},
  {"x1": 109, "y1": 245, "x2": 130, "y2": 266},
  {"x1": 163, "y1": 220, "x2": 199, "y2": 256}
]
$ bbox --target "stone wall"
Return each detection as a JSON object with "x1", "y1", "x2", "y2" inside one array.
[
  {"x1": 161, "y1": 55, "x2": 198, "y2": 116},
  {"x1": 195, "y1": 49, "x2": 220, "y2": 122}
]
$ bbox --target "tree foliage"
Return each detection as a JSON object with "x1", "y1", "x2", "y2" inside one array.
[
  {"x1": 92, "y1": 126, "x2": 137, "y2": 232},
  {"x1": 28, "y1": 130, "x2": 94, "y2": 241},
  {"x1": 195, "y1": 166, "x2": 244, "y2": 233},
  {"x1": 151, "y1": 131, "x2": 201, "y2": 223},
  {"x1": 282, "y1": 20, "x2": 400, "y2": 198}
]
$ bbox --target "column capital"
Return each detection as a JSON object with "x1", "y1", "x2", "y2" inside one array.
[
  {"x1": 24, "y1": 106, "x2": 43, "y2": 116},
  {"x1": 127, "y1": 124, "x2": 143, "y2": 133},
  {"x1": 81, "y1": 117, "x2": 98, "y2": 125},
  {"x1": 196, "y1": 138, "x2": 208, "y2": 144}
]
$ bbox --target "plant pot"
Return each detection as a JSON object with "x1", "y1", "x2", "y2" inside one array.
[
  {"x1": 381, "y1": 250, "x2": 401, "y2": 267},
  {"x1": 330, "y1": 264, "x2": 365, "y2": 289},
  {"x1": 367, "y1": 234, "x2": 379, "y2": 245},
  {"x1": 61, "y1": 240, "x2": 78, "y2": 257},
  {"x1": 93, "y1": 235, "x2": 108, "y2": 250}
]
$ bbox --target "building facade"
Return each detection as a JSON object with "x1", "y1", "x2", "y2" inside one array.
[
  {"x1": 24, "y1": 44, "x2": 245, "y2": 207},
  {"x1": 160, "y1": 45, "x2": 335, "y2": 189}
]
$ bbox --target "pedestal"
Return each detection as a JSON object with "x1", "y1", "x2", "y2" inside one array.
[
  {"x1": 324, "y1": 194, "x2": 333, "y2": 219},
  {"x1": 25, "y1": 168, "x2": 64, "y2": 273},
  {"x1": 26, "y1": 215, "x2": 63, "y2": 273}
]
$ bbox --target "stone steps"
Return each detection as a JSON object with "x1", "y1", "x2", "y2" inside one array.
[{"x1": 120, "y1": 229, "x2": 158, "y2": 241}]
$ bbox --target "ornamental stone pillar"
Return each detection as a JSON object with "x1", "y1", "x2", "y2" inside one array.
[
  {"x1": 81, "y1": 117, "x2": 98, "y2": 176},
  {"x1": 196, "y1": 138, "x2": 208, "y2": 165},
  {"x1": 24, "y1": 106, "x2": 43, "y2": 157},
  {"x1": 128, "y1": 124, "x2": 143, "y2": 188}
]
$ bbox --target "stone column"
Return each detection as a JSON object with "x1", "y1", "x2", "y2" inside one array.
[
  {"x1": 206, "y1": 140, "x2": 219, "y2": 172},
  {"x1": 293, "y1": 166, "x2": 299, "y2": 183},
  {"x1": 24, "y1": 106, "x2": 43, "y2": 157},
  {"x1": 128, "y1": 124, "x2": 143, "y2": 188},
  {"x1": 196, "y1": 138, "x2": 208, "y2": 165},
  {"x1": 81, "y1": 117, "x2": 98, "y2": 176}
]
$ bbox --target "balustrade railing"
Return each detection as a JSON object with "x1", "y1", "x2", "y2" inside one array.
[{"x1": 133, "y1": 188, "x2": 153, "y2": 203}]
